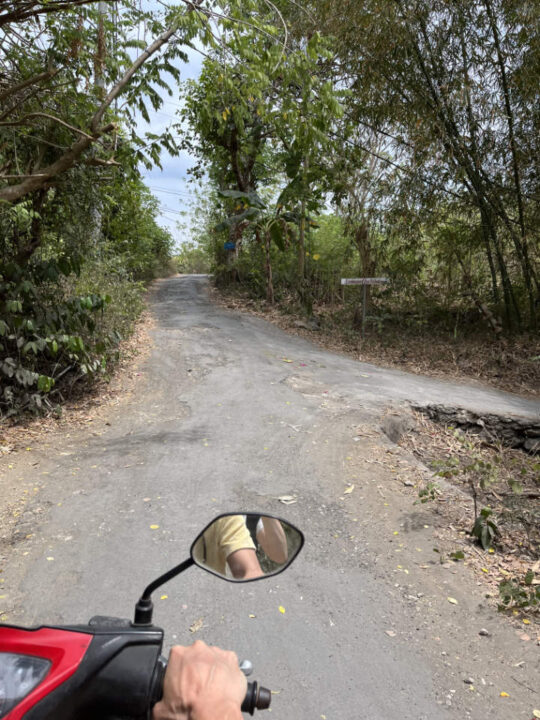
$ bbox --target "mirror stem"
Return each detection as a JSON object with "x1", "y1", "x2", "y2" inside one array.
[{"x1": 133, "y1": 557, "x2": 195, "y2": 626}]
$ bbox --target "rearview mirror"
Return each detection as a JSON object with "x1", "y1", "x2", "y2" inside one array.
[{"x1": 191, "y1": 513, "x2": 304, "y2": 582}]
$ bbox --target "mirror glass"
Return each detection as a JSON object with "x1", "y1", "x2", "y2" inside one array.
[{"x1": 191, "y1": 513, "x2": 304, "y2": 582}]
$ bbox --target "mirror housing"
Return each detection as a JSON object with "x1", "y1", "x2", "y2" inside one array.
[
  {"x1": 191, "y1": 513, "x2": 304, "y2": 582},
  {"x1": 133, "y1": 512, "x2": 304, "y2": 625}
]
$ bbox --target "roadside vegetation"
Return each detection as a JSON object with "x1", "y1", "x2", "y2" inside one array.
[
  {"x1": 0, "y1": 0, "x2": 254, "y2": 421},
  {"x1": 0, "y1": 0, "x2": 196, "y2": 420}
]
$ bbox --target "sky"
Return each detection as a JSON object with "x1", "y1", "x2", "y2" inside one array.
[{"x1": 136, "y1": 40, "x2": 204, "y2": 249}]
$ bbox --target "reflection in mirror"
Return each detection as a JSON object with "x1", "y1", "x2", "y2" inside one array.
[{"x1": 191, "y1": 514, "x2": 303, "y2": 582}]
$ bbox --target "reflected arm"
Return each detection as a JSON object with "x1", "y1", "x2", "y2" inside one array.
[
  {"x1": 227, "y1": 548, "x2": 264, "y2": 579},
  {"x1": 256, "y1": 518, "x2": 288, "y2": 564}
]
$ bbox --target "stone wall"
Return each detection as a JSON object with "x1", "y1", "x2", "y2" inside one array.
[{"x1": 413, "y1": 404, "x2": 540, "y2": 454}]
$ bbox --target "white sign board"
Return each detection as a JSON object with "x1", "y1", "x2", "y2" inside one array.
[{"x1": 340, "y1": 277, "x2": 389, "y2": 286}]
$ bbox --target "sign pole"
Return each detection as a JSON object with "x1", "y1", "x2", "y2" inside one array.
[
  {"x1": 340, "y1": 278, "x2": 389, "y2": 339},
  {"x1": 362, "y1": 284, "x2": 367, "y2": 339}
]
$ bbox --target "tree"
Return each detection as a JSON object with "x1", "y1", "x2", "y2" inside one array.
[
  {"x1": 180, "y1": 12, "x2": 342, "y2": 309},
  {"x1": 0, "y1": 2, "x2": 208, "y2": 205},
  {"x1": 293, "y1": 0, "x2": 539, "y2": 330}
]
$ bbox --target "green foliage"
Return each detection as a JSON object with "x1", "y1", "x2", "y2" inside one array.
[
  {"x1": 101, "y1": 175, "x2": 175, "y2": 280},
  {"x1": 0, "y1": 256, "x2": 108, "y2": 416},
  {"x1": 498, "y1": 570, "x2": 540, "y2": 612},
  {"x1": 0, "y1": 249, "x2": 149, "y2": 419},
  {"x1": 471, "y1": 507, "x2": 499, "y2": 550},
  {"x1": 72, "y1": 258, "x2": 146, "y2": 340},
  {"x1": 294, "y1": 0, "x2": 540, "y2": 331},
  {"x1": 183, "y1": 0, "x2": 539, "y2": 334},
  {"x1": 179, "y1": 13, "x2": 343, "y2": 307},
  {"x1": 0, "y1": 0, "x2": 204, "y2": 420},
  {"x1": 175, "y1": 242, "x2": 212, "y2": 274},
  {"x1": 416, "y1": 480, "x2": 441, "y2": 504},
  {"x1": 0, "y1": 140, "x2": 172, "y2": 421}
]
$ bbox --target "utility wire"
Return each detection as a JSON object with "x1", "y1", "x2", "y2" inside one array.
[{"x1": 148, "y1": 184, "x2": 194, "y2": 197}]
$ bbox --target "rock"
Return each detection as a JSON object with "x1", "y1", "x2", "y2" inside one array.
[
  {"x1": 464, "y1": 678, "x2": 474, "y2": 685},
  {"x1": 403, "y1": 480, "x2": 415, "y2": 487},
  {"x1": 479, "y1": 628, "x2": 490, "y2": 636},
  {"x1": 381, "y1": 413, "x2": 416, "y2": 444},
  {"x1": 293, "y1": 317, "x2": 320, "y2": 331},
  {"x1": 524, "y1": 438, "x2": 540, "y2": 454}
]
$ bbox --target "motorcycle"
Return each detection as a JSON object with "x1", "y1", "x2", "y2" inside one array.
[{"x1": 0, "y1": 512, "x2": 304, "y2": 720}]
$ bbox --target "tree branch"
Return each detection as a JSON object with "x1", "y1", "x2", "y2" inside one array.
[
  {"x1": 0, "y1": 0, "x2": 114, "y2": 27},
  {"x1": 0, "y1": 68, "x2": 58, "y2": 103},
  {"x1": 0, "y1": 1, "x2": 205, "y2": 203},
  {"x1": 0, "y1": 173, "x2": 48, "y2": 179},
  {"x1": 90, "y1": 22, "x2": 183, "y2": 134},
  {"x1": 0, "y1": 112, "x2": 94, "y2": 138},
  {"x1": 0, "y1": 123, "x2": 114, "y2": 202},
  {"x1": 83, "y1": 157, "x2": 121, "y2": 167}
]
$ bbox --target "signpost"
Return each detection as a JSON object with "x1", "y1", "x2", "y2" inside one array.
[
  {"x1": 340, "y1": 277, "x2": 389, "y2": 338},
  {"x1": 224, "y1": 241, "x2": 236, "y2": 251},
  {"x1": 340, "y1": 277, "x2": 389, "y2": 286}
]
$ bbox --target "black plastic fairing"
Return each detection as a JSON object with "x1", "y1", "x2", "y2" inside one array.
[{"x1": 22, "y1": 623, "x2": 164, "y2": 720}]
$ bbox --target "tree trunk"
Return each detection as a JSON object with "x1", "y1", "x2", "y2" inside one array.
[
  {"x1": 455, "y1": 252, "x2": 502, "y2": 337},
  {"x1": 487, "y1": 213, "x2": 520, "y2": 330},
  {"x1": 298, "y1": 204, "x2": 305, "y2": 280},
  {"x1": 408, "y1": 8, "x2": 531, "y2": 330},
  {"x1": 483, "y1": 0, "x2": 538, "y2": 330},
  {"x1": 265, "y1": 231, "x2": 274, "y2": 304}
]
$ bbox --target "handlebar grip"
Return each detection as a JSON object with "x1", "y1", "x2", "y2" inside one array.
[
  {"x1": 150, "y1": 657, "x2": 271, "y2": 716},
  {"x1": 149, "y1": 654, "x2": 168, "y2": 714},
  {"x1": 241, "y1": 681, "x2": 272, "y2": 715}
]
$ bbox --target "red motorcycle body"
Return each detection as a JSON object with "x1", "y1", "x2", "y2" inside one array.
[{"x1": 0, "y1": 619, "x2": 164, "y2": 720}]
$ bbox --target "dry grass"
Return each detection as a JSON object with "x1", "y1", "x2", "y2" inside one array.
[
  {"x1": 398, "y1": 412, "x2": 539, "y2": 618},
  {"x1": 402, "y1": 412, "x2": 540, "y2": 560}
]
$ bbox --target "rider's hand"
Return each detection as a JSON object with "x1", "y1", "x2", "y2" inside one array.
[{"x1": 152, "y1": 641, "x2": 247, "y2": 720}]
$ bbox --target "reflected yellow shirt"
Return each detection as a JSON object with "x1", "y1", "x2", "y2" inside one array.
[{"x1": 193, "y1": 515, "x2": 255, "y2": 575}]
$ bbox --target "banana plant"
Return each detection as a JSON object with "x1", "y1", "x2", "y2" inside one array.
[{"x1": 214, "y1": 189, "x2": 299, "y2": 303}]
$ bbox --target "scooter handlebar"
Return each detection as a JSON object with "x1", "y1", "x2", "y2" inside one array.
[
  {"x1": 241, "y1": 680, "x2": 272, "y2": 715},
  {"x1": 150, "y1": 655, "x2": 271, "y2": 717}
]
